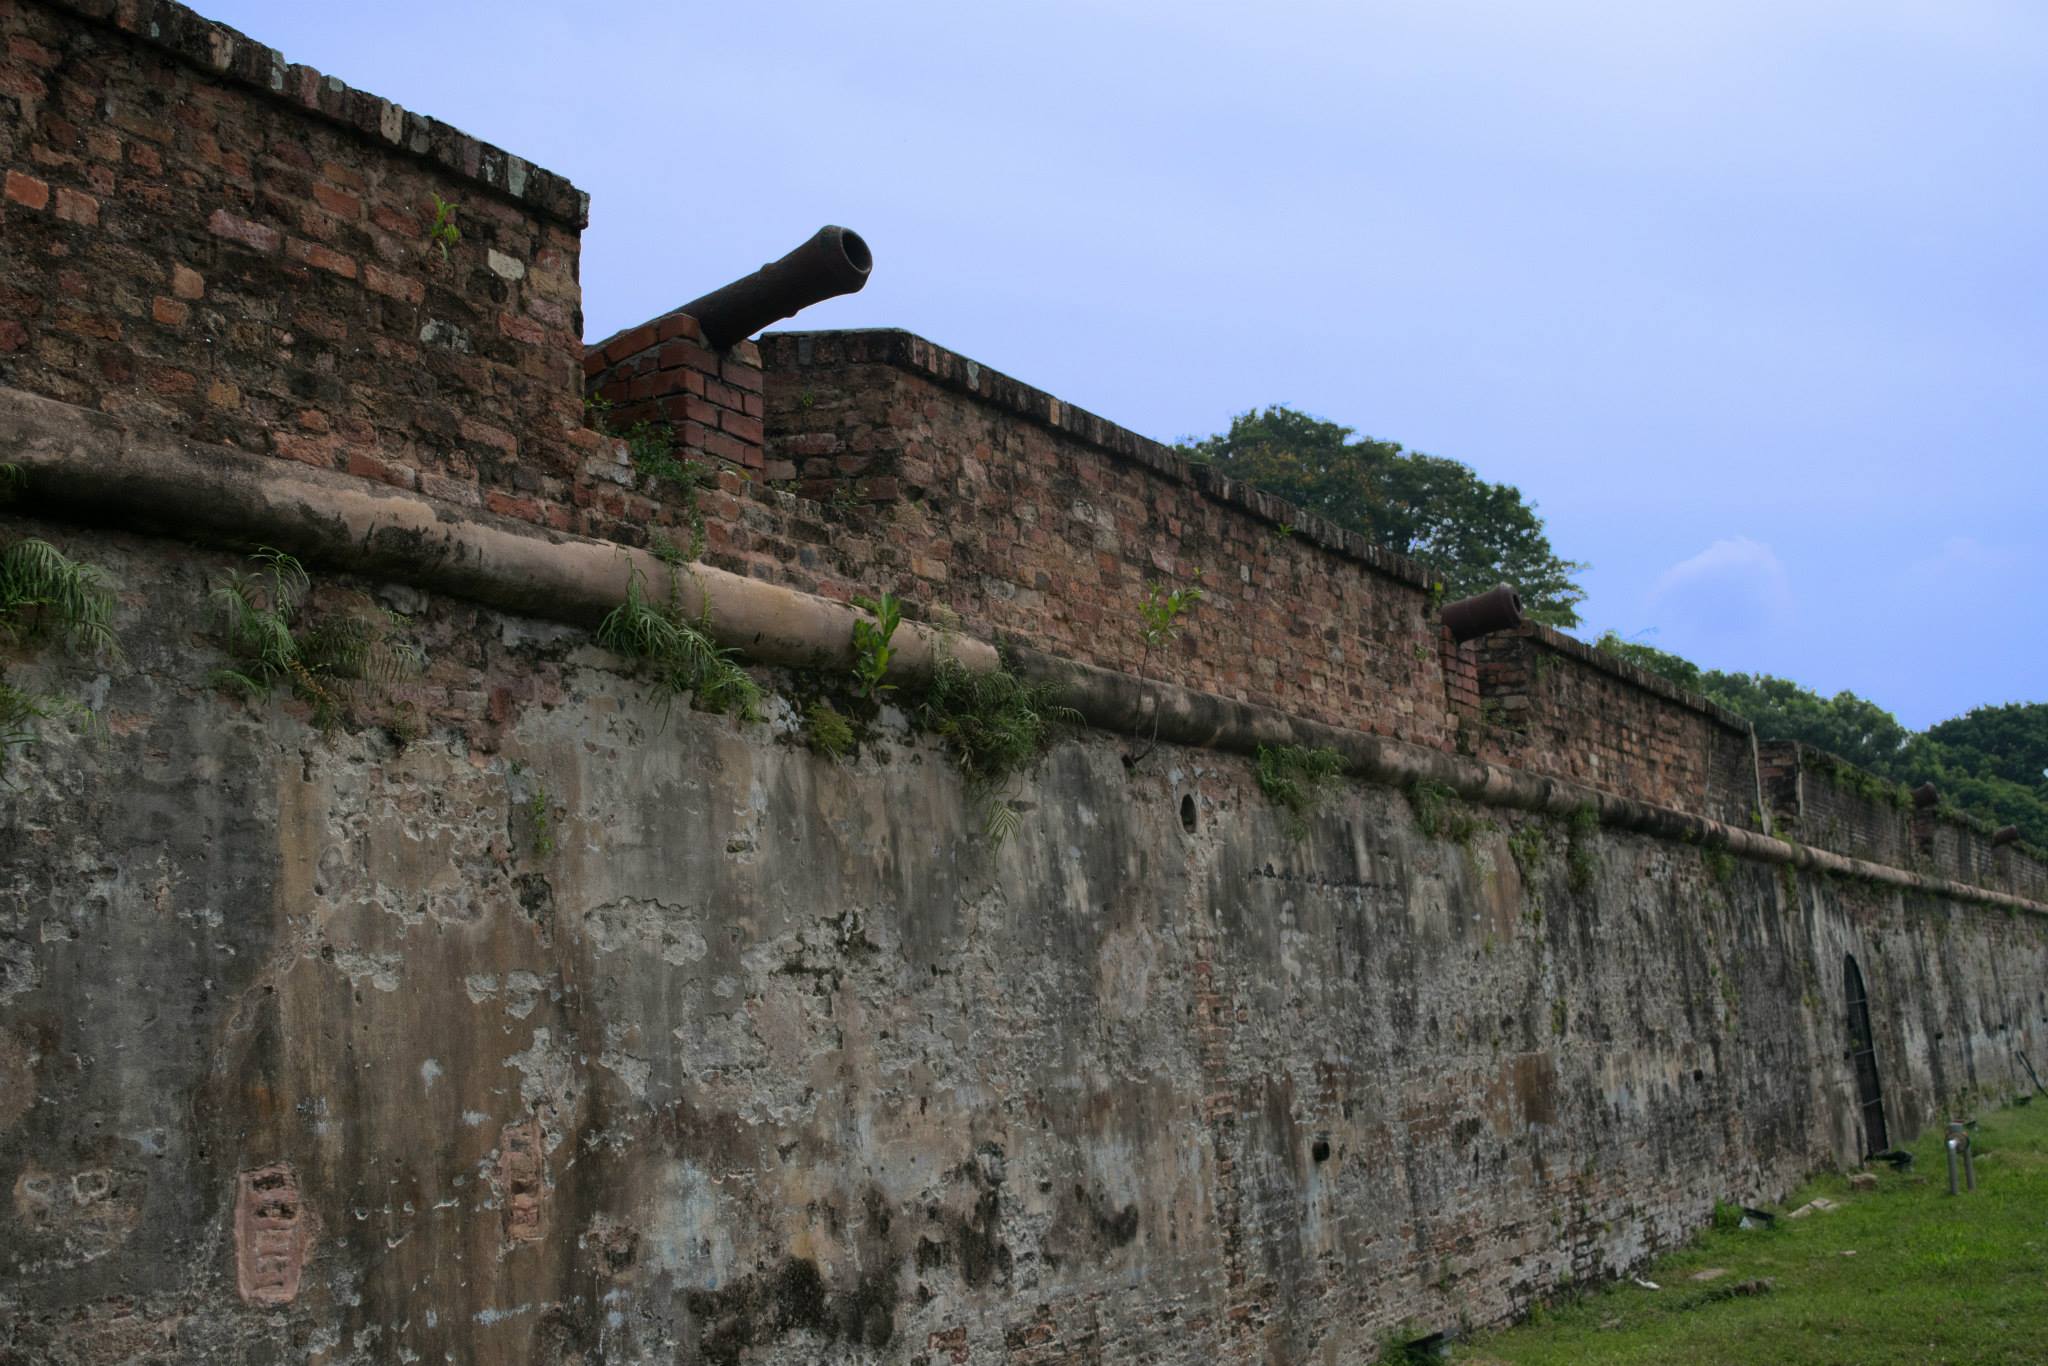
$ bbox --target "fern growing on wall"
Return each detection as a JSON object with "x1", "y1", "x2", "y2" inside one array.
[
  {"x1": 920, "y1": 658, "x2": 1079, "y2": 844},
  {"x1": 209, "y1": 547, "x2": 422, "y2": 730},
  {"x1": 0, "y1": 519, "x2": 120, "y2": 775}
]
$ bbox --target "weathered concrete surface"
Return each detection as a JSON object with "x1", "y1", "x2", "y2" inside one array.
[{"x1": 3, "y1": 526, "x2": 2045, "y2": 1364}]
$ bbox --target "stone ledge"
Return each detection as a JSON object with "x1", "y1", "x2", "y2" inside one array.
[{"x1": 40, "y1": 0, "x2": 589, "y2": 227}]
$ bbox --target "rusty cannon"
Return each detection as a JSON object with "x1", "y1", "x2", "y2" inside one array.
[
  {"x1": 1440, "y1": 583, "x2": 1525, "y2": 643},
  {"x1": 678, "y1": 225, "x2": 873, "y2": 351}
]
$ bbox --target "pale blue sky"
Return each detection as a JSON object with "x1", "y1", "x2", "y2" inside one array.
[{"x1": 204, "y1": 1, "x2": 2045, "y2": 728}]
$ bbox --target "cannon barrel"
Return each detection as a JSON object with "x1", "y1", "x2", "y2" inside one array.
[
  {"x1": 1992, "y1": 826, "x2": 2021, "y2": 847},
  {"x1": 678, "y1": 226, "x2": 872, "y2": 351},
  {"x1": 1440, "y1": 583, "x2": 1524, "y2": 643}
]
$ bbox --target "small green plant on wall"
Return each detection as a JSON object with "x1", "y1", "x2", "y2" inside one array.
[
  {"x1": 1, "y1": 523, "x2": 119, "y2": 776},
  {"x1": 585, "y1": 398, "x2": 711, "y2": 561},
  {"x1": 527, "y1": 786, "x2": 555, "y2": 858},
  {"x1": 920, "y1": 658, "x2": 1079, "y2": 845},
  {"x1": 597, "y1": 562, "x2": 760, "y2": 722},
  {"x1": 1406, "y1": 777, "x2": 1479, "y2": 844},
  {"x1": 1566, "y1": 802, "x2": 1601, "y2": 893},
  {"x1": 803, "y1": 700, "x2": 855, "y2": 760},
  {"x1": 208, "y1": 547, "x2": 423, "y2": 730},
  {"x1": 849, "y1": 591, "x2": 902, "y2": 700},
  {"x1": 1255, "y1": 743, "x2": 1346, "y2": 839},
  {"x1": 1130, "y1": 574, "x2": 1205, "y2": 763},
  {"x1": 426, "y1": 194, "x2": 461, "y2": 260}
]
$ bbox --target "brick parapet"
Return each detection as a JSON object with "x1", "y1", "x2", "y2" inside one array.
[
  {"x1": 755, "y1": 329, "x2": 1454, "y2": 748},
  {"x1": 1, "y1": 0, "x2": 591, "y2": 524},
  {"x1": 583, "y1": 310, "x2": 768, "y2": 477},
  {"x1": 1761, "y1": 739, "x2": 2048, "y2": 901},
  {"x1": 1459, "y1": 625, "x2": 1757, "y2": 824},
  {"x1": 34, "y1": 0, "x2": 587, "y2": 228},
  {"x1": 761, "y1": 328, "x2": 1437, "y2": 592}
]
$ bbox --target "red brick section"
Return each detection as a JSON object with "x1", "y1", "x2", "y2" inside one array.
[
  {"x1": 0, "y1": 0, "x2": 590, "y2": 513},
  {"x1": 583, "y1": 310, "x2": 768, "y2": 476},
  {"x1": 1454, "y1": 623, "x2": 1760, "y2": 824},
  {"x1": 757, "y1": 329, "x2": 1454, "y2": 748}
]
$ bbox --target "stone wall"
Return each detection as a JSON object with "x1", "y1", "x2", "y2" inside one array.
[{"x1": 1, "y1": 523, "x2": 2043, "y2": 1365}]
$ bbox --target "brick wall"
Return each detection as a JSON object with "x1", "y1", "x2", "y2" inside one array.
[
  {"x1": 757, "y1": 328, "x2": 1454, "y2": 747},
  {"x1": 1457, "y1": 623, "x2": 1759, "y2": 824},
  {"x1": 0, "y1": 0, "x2": 590, "y2": 516},
  {"x1": 583, "y1": 309, "x2": 766, "y2": 478}
]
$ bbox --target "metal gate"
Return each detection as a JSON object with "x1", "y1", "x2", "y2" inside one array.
[{"x1": 1845, "y1": 954, "x2": 1889, "y2": 1155}]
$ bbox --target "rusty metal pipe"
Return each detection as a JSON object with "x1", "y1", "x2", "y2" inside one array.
[
  {"x1": 1441, "y1": 583, "x2": 1524, "y2": 643},
  {"x1": 678, "y1": 225, "x2": 872, "y2": 350}
]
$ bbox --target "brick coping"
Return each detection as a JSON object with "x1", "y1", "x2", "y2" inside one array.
[
  {"x1": 763, "y1": 328, "x2": 1439, "y2": 594},
  {"x1": 42, "y1": 0, "x2": 588, "y2": 227}
]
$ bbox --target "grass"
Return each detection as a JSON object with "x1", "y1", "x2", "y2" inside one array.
[
  {"x1": 1457, "y1": 1098, "x2": 2048, "y2": 1365},
  {"x1": 596, "y1": 562, "x2": 760, "y2": 722},
  {"x1": 919, "y1": 658, "x2": 1079, "y2": 844},
  {"x1": 1255, "y1": 743, "x2": 1347, "y2": 837}
]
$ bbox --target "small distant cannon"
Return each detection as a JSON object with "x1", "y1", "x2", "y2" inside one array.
[
  {"x1": 1912, "y1": 782, "x2": 1940, "y2": 809},
  {"x1": 678, "y1": 225, "x2": 873, "y2": 351},
  {"x1": 1440, "y1": 583, "x2": 1524, "y2": 643},
  {"x1": 1992, "y1": 826, "x2": 2021, "y2": 847}
]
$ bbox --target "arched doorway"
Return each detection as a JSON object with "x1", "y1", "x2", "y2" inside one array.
[{"x1": 1845, "y1": 954, "x2": 1889, "y2": 1155}]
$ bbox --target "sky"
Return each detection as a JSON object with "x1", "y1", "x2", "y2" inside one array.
[{"x1": 203, "y1": 1, "x2": 2045, "y2": 729}]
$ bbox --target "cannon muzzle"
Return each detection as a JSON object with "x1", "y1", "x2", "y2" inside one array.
[
  {"x1": 1441, "y1": 583, "x2": 1525, "y2": 643},
  {"x1": 679, "y1": 226, "x2": 872, "y2": 351}
]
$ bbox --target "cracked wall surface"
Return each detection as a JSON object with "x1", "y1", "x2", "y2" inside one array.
[{"x1": 3, "y1": 526, "x2": 2044, "y2": 1364}]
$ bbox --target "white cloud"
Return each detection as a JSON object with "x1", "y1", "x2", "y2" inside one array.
[{"x1": 1648, "y1": 536, "x2": 1794, "y2": 635}]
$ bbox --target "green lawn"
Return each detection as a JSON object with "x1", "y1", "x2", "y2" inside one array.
[{"x1": 1456, "y1": 1099, "x2": 2048, "y2": 1366}]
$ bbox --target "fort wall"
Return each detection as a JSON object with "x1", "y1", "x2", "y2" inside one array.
[{"x1": 2, "y1": 2, "x2": 2045, "y2": 1362}]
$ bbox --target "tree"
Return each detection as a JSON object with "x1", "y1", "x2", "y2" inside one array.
[
  {"x1": 1924, "y1": 703, "x2": 2048, "y2": 791},
  {"x1": 1178, "y1": 407, "x2": 1587, "y2": 627}
]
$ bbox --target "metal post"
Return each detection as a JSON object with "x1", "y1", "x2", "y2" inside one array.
[{"x1": 1946, "y1": 1122, "x2": 1974, "y2": 1194}]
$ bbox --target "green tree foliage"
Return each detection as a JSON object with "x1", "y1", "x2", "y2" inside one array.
[
  {"x1": 1926, "y1": 703, "x2": 2048, "y2": 790},
  {"x1": 1594, "y1": 633, "x2": 2048, "y2": 847},
  {"x1": 1178, "y1": 406, "x2": 1587, "y2": 626}
]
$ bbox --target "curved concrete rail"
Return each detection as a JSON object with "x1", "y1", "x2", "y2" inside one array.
[{"x1": 0, "y1": 385, "x2": 995, "y2": 684}]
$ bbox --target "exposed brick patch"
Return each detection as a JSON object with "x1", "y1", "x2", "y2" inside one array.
[
  {"x1": 207, "y1": 208, "x2": 280, "y2": 253},
  {"x1": 234, "y1": 1163, "x2": 312, "y2": 1306},
  {"x1": 51, "y1": 186, "x2": 96, "y2": 225},
  {"x1": 4, "y1": 170, "x2": 49, "y2": 210},
  {"x1": 285, "y1": 237, "x2": 357, "y2": 278}
]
